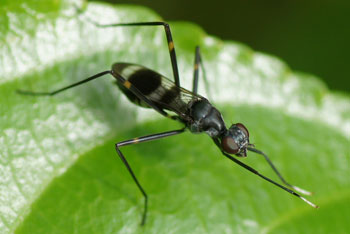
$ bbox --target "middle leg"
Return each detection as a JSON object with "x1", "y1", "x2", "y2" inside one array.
[
  {"x1": 115, "y1": 128, "x2": 185, "y2": 225},
  {"x1": 192, "y1": 46, "x2": 211, "y2": 99}
]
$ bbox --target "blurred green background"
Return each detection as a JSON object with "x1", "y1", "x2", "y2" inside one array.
[{"x1": 95, "y1": 0, "x2": 350, "y2": 92}]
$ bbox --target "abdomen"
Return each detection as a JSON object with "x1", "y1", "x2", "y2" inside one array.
[{"x1": 112, "y1": 62, "x2": 184, "y2": 110}]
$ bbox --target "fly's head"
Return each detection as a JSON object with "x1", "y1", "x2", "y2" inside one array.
[{"x1": 220, "y1": 123, "x2": 251, "y2": 157}]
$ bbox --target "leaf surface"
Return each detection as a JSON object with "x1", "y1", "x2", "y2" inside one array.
[{"x1": 0, "y1": 1, "x2": 349, "y2": 233}]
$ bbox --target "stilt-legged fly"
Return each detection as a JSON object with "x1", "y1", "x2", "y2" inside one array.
[{"x1": 17, "y1": 15, "x2": 318, "y2": 225}]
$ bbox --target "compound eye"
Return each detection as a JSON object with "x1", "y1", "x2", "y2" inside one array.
[
  {"x1": 221, "y1": 136, "x2": 239, "y2": 154},
  {"x1": 236, "y1": 123, "x2": 249, "y2": 137}
]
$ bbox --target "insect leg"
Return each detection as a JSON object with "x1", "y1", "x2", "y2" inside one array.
[
  {"x1": 213, "y1": 139, "x2": 318, "y2": 208},
  {"x1": 17, "y1": 68, "x2": 170, "y2": 118},
  {"x1": 115, "y1": 128, "x2": 185, "y2": 225},
  {"x1": 192, "y1": 46, "x2": 201, "y2": 94},
  {"x1": 192, "y1": 46, "x2": 211, "y2": 99},
  {"x1": 16, "y1": 71, "x2": 111, "y2": 96},
  {"x1": 247, "y1": 147, "x2": 312, "y2": 195},
  {"x1": 84, "y1": 16, "x2": 181, "y2": 87}
]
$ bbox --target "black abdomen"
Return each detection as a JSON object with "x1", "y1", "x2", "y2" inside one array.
[{"x1": 112, "y1": 63, "x2": 183, "y2": 110}]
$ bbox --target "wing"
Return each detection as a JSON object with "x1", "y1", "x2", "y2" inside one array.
[
  {"x1": 113, "y1": 62, "x2": 206, "y2": 118},
  {"x1": 149, "y1": 75, "x2": 206, "y2": 117}
]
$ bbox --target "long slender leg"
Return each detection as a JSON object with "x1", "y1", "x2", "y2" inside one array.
[
  {"x1": 84, "y1": 17, "x2": 181, "y2": 87},
  {"x1": 192, "y1": 46, "x2": 200, "y2": 94},
  {"x1": 191, "y1": 46, "x2": 211, "y2": 99},
  {"x1": 16, "y1": 71, "x2": 111, "y2": 96},
  {"x1": 115, "y1": 128, "x2": 185, "y2": 225},
  {"x1": 212, "y1": 139, "x2": 318, "y2": 208},
  {"x1": 17, "y1": 69, "x2": 171, "y2": 118},
  {"x1": 247, "y1": 147, "x2": 312, "y2": 195}
]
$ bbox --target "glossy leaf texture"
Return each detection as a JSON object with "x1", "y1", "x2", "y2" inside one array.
[{"x1": 0, "y1": 0, "x2": 349, "y2": 233}]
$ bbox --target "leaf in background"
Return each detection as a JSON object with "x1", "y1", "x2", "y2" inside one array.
[{"x1": 0, "y1": 0, "x2": 349, "y2": 233}]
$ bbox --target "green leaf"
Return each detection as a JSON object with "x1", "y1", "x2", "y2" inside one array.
[{"x1": 1, "y1": 1, "x2": 349, "y2": 233}]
